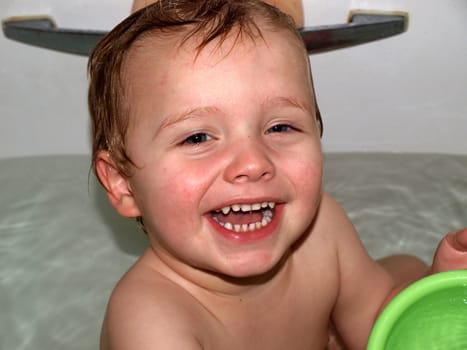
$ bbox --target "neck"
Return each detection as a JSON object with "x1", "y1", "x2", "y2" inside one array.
[{"x1": 147, "y1": 245, "x2": 294, "y2": 299}]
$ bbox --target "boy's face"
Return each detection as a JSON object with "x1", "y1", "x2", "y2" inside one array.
[{"x1": 120, "y1": 27, "x2": 323, "y2": 281}]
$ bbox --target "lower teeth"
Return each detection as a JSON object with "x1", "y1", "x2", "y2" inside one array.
[{"x1": 215, "y1": 210, "x2": 273, "y2": 233}]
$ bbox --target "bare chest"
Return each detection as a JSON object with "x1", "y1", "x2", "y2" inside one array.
[{"x1": 198, "y1": 278, "x2": 337, "y2": 349}]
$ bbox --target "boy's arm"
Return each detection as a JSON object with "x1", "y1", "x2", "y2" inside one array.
[
  {"x1": 318, "y1": 194, "x2": 397, "y2": 349},
  {"x1": 325, "y1": 193, "x2": 467, "y2": 349}
]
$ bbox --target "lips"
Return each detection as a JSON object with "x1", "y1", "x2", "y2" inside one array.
[{"x1": 211, "y1": 202, "x2": 276, "y2": 233}]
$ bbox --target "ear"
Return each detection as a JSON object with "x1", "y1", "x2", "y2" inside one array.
[{"x1": 95, "y1": 150, "x2": 142, "y2": 218}]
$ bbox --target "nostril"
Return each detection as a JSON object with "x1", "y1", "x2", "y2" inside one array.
[
  {"x1": 260, "y1": 170, "x2": 273, "y2": 180},
  {"x1": 223, "y1": 143, "x2": 275, "y2": 183},
  {"x1": 231, "y1": 164, "x2": 274, "y2": 183}
]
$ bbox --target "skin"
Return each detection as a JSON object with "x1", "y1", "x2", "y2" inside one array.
[
  {"x1": 131, "y1": 0, "x2": 305, "y2": 27},
  {"x1": 96, "y1": 10, "x2": 467, "y2": 350}
]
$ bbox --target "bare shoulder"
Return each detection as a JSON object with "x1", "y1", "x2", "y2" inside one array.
[
  {"x1": 308, "y1": 192, "x2": 358, "y2": 244},
  {"x1": 290, "y1": 192, "x2": 352, "y2": 274},
  {"x1": 100, "y1": 255, "x2": 208, "y2": 350},
  {"x1": 316, "y1": 192, "x2": 351, "y2": 225},
  {"x1": 315, "y1": 192, "x2": 389, "y2": 278},
  {"x1": 316, "y1": 193, "x2": 394, "y2": 348}
]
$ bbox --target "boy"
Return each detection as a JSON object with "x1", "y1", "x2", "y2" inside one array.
[{"x1": 88, "y1": 1, "x2": 467, "y2": 348}]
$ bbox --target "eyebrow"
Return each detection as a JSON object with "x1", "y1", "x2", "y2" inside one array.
[
  {"x1": 157, "y1": 105, "x2": 221, "y2": 130},
  {"x1": 155, "y1": 96, "x2": 311, "y2": 136}
]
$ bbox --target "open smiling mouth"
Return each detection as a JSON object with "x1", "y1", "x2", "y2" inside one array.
[{"x1": 211, "y1": 202, "x2": 276, "y2": 233}]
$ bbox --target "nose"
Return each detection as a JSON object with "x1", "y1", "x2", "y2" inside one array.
[{"x1": 223, "y1": 138, "x2": 275, "y2": 183}]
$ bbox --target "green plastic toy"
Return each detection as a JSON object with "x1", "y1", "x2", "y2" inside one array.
[{"x1": 367, "y1": 270, "x2": 467, "y2": 349}]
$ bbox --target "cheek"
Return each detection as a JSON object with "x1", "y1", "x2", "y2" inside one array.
[
  {"x1": 291, "y1": 157, "x2": 323, "y2": 227},
  {"x1": 288, "y1": 151, "x2": 323, "y2": 190},
  {"x1": 134, "y1": 160, "x2": 213, "y2": 224},
  {"x1": 296, "y1": 164, "x2": 322, "y2": 202},
  {"x1": 157, "y1": 162, "x2": 211, "y2": 201}
]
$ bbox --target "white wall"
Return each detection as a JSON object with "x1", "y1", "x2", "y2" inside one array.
[
  {"x1": 306, "y1": 0, "x2": 467, "y2": 154},
  {"x1": 0, "y1": 0, "x2": 129, "y2": 159},
  {"x1": 1, "y1": 0, "x2": 466, "y2": 158}
]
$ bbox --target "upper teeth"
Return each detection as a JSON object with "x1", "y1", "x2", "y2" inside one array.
[{"x1": 218, "y1": 202, "x2": 275, "y2": 215}]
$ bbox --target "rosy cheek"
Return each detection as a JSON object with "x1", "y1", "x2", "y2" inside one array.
[
  {"x1": 161, "y1": 167, "x2": 207, "y2": 199},
  {"x1": 293, "y1": 155, "x2": 322, "y2": 182}
]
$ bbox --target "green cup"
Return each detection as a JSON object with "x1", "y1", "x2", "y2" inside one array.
[{"x1": 367, "y1": 270, "x2": 467, "y2": 349}]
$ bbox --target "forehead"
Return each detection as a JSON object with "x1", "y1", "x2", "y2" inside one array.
[
  {"x1": 120, "y1": 23, "x2": 318, "y2": 145},
  {"x1": 123, "y1": 22, "x2": 309, "y2": 78},
  {"x1": 120, "y1": 23, "x2": 314, "y2": 125}
]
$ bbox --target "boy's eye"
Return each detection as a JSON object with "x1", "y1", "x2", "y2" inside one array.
[
  {"x1": 183, "y1": 133, "x2": 212, "y2": 145},
  {"x1": 266, "y1": 124, "x2": 293, "y2": 134}
]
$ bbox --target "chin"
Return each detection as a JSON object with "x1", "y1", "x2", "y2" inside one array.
[{"x1": 214, "y1": 247, "x2": 291, "y2": 281}]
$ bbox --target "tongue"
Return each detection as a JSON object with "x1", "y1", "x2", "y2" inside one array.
[{"x1": 212, "y1": 211, "x2": 263, "y2": 225}]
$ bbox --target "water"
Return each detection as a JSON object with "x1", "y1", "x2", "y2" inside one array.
[{"x1": 2, "y1": 153, "x2": 467, "y2": 349}]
